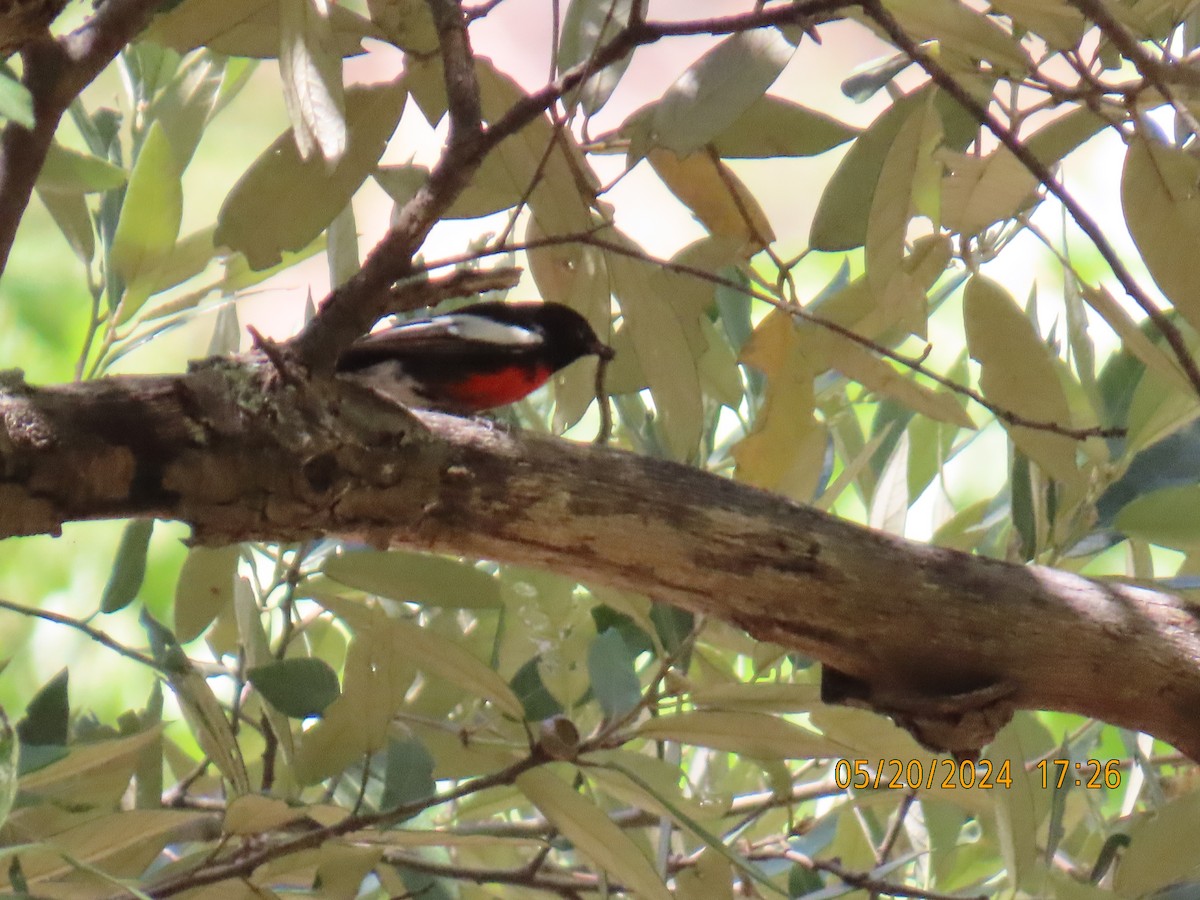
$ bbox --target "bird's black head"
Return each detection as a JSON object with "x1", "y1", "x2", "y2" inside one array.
[{"x1": 471, "y1": 301, "x2": 614, "y2": 371}]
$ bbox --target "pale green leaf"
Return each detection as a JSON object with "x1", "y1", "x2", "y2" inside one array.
[
  {"x1": 963, "y1": 275, "x2": 1080, "y2": 484},
  {"x1": 174, "y1": 545, "x2": 240, "y2": 644},
  {"x1": 558, "y1": 0, "x2": 633, "y2": 115},
  {"x1": 100, "y1": 519, "x2": 154, "y2": 614},
  {"x1": 279, "y1": 0, "x2": 346, "y2": 162},
  {"x1": 882, "y1": 0, "x2": 1032, "y2": 73},
  {"x1": 989, "y1": 0, "x2": 1087, "y2": 50},
  {"x1": 1114, "y1": 484, "x2": 1200, "y2": 549},
  {"x1": 650, "y1": 29, "x2": 795, "y2": 156},
  {"x1": 635, "y1": 710, "x2": 845, "y2": 759},
  {"x1": 215, "y1": 81, "x2": 405, "y2": 269},
  {"x1": 36, "y1": 189, "x2": 95, "y2": 263},
  {"x1": 710, "y1": 94, "x2": 857, "y2": 159},
  {"x1": 0, "y1": 69, "x2": 32, "y2": 128},
  {"x1": 517, "y1": 767, "x2": 673, "y2": 900},
  {"x1": 1122, "y1": 134, "x2": 1200, "y2": 332},
  {"x1": 939, "y1": 146, "x2": 1040, "y2": 234},
  {"x1": 610, "y1": 246, "x2": 705, "y2": 459},
  {"x1": 322, "y1": 550, "x2": 501, "y2": 608},
  {"x1": 146, "y1": 0, "x2": 376, "y2": 58},
  {"x1": 38, "y1": 143, "x2": 127, "y2": 194},
  {"x1": 111, "y1": 122, "x2": 183, "y2": 322}
]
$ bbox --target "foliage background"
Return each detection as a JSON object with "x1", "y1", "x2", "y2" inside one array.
[{"x1": 1, "y1": 0, "x2": 1199, "y2": 897}]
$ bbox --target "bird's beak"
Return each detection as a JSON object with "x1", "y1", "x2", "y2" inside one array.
[{"x1": 593, "y1": 340, "x2": 615, "y2": 361}]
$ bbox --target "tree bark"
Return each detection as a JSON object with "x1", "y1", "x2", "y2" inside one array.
[{"x1": 3, "y1": 362, "x2": 1199, "y2": 760}]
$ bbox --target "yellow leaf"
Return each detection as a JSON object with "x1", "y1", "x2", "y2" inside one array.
[
  {"x1": 647, "y1": 147, "x2": 773, "y2": 252},
  {"x1": 734, "y1": 309, "x2": 827, "y2": 499}
]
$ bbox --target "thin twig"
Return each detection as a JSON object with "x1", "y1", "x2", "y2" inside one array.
[
  {"x1": 859, "y1": 0, "x2": 1200, "y2": 400},
  {"x1": 0, "y1": 596, "x2": 163, "y2": 672}
]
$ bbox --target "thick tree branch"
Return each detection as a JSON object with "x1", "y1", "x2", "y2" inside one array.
[{"x1": 2, "y1": 367, "x2": 1200, "y2": 760}]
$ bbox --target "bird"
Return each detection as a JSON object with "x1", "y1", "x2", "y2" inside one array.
[{"x1": 335, "y1": 300, "x2": 614, "y2": 414}]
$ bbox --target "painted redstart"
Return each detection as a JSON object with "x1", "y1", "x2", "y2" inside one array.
[{"x1": 336, "y1": 300, "x2": 614, "y2": 413}]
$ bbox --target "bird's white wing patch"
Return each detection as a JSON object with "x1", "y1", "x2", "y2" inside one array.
[{"x1": 367, "y1": 313, "x2": 543, "y2": 347}]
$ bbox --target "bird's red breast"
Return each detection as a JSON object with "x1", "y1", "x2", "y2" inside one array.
[{"x1": 440, "y1": 363, "x2": 555, "y2": 411}]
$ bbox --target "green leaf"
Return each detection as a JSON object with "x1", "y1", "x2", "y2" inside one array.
[
  {"x1": 248, "y1": 658, "x2": 340, "y2": 718},
  {"x1": 279, "y1": 0, "x2": 346, "y2": 162},
  {"x1": 1114, "y1": 483, "x2": 1200, "y2": 549},
  {"x1": 17, "y1": 670, "x2": 69, "y2": 747},
  {"x1": 939, "y1": 146, "x2": 1040, "y2": 235},
  {"x1": 37, "y1": 143, "x2": 127, "y2": 194},
  {"x1": 963, "y1": 275, "x2": 1080, "y2": 485},
  {"x1": 608, "y1": 235, "x2": 705, "y2": 459},
  {"x1": 1024, "y1": 107, "x2": 1108, "y2": 167},
  {"x1": 0, "y1": 713, "x2": 18, "y2": 830},
  {"x1": 517, "y1": 767, "x2": 674, "y2": 900},
  {"x1": 382, "y1": 735, "x2": 435, "y2": 811},
  {"x1": 635, "y1": 710, "x2": 844, "y2": 759},
  {"x1": 1121, "y1": 133, "x2": 1200, "y2": 333},
  {"x1": 111, "y1": 122, "x2": 183, "y2": 322},
  {"x1": 101, "y1": 519, "x2": 155, "y2": 614},
  {"x1": 510, "y1": 657, "x2": 563, "y2": 720},
  {"x1": 586, "y1": 628, "x2": 640, "y2": 719},
  {"x1": 0, "y1": 69, "x2": 32, "y2": 128},
  {"x1": 215, "y1": 80, "x2": 405, "y2": 269},
  {"x1": 812, "y1": 97, "x2": 910, "y2": 250},
  {"x1": 146, "y1": 0, "x2": 375, "y2": 59},
  {"x1": 558, "y1": 0, "x2": 633, "y2": 115},
  {"x1": 174, "y1": 545, "x2": 240, "y2": 643},
  {"x1": 322, "y1": 550, "x2": 501, "y2": 609},
  {"x1": 881, "y1": 0, "x2": 1032, "y2": 73},
  {"x1": 37, "y1": 188, "x2": 95, "y2": 264},
  {"x1": 990, "y1": 0, "x2": 1088, "y2": 50},
  {"x1": 649, "y1": 29, "x2": 795, "y2": 156},
  {"x1": 710, "y1": 94, "x2": 857, "y2": 159}
]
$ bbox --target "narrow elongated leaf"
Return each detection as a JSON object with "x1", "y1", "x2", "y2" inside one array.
[
  {"x1": 882, "y1": 0, "x2": 1032, "y2": 73},
  {"x1": 866, "y1": 96, "x2": 941, "y2": 306},
  {"x1": 111, "y1": 122, "x2": 183, "y2": 321},
  {"x1": 636, "y1": 710, "x2": 845, "y2": 759},
  {"x1": 1122, "y1": 134, "x2": 1200, "y2": 332},
  {"x1": 101, "y1": 519, "x2": 155, "y2": 614},
  {"x1": 174, "y1": 545, "x2": 240, "y2": 643},
  {"x1": 38, "y1": 143, "x2": 127, "y2": 194},
  {"x1": 558, "y1": 0, "x2": 633, "y2": 114},
  {"x1": 586, "y1": 628, "x2": 640, "y2": 719},
  {"x1": 963, "y1": 276, "x2": 1080, "y2": 485},
  {"x1": 711, "y1": 94, "x2": 856, "y2": 159},
  {"x1": 215, "y1": 81, "x2": 405, "y2": 269},
  {"x1": 279, "y1": 0, "x2": 346, "y2": 162},
  {"x1": 323, "y1": 550, "x2": 501, "y2": 608},
  {"x1": 609, "y1": 244, "x2": 705, "y2": 459},
  {"x1": 517, "y1": 767, "x2": 673, "y2": 900},
  {"x1": 650, "y1": 29, "x2": 795, "y2": 155}
]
